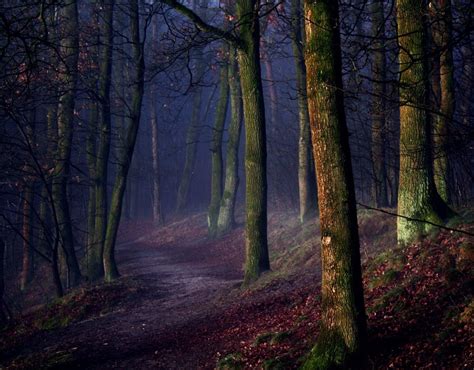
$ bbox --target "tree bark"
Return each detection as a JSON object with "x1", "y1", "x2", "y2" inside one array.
[
  {"x1": 217, "y1": 46, "x2": 243, "y2": 236},
  {"x1": 291, "y1": 0, "x2": 316, "y2": 223},
  {"x1": 237, "y1": 0, "x2": 270, "y2": 285},
  {"x1": 302, "y1": 1, "x2": 367, "y2": 368},
  {"x1": 103, "y1": 0, "x2": 144, "y2": 282},
  {"x1": 149, "y1": 89, "x2": 164, "y2": 225},
  {"x1": 90, "y1": 0, "x2": 114, "y2": 280},
  {"x1": 396, "y1": 0, "x2": 453, "y2": 245},
  {"x1": 51, "y1": 0, "x2": 82, "y2": 287},
  {"x1": 371, "y1": 0, "x2": 389, "y2": 208},
  {"x1": 431, "y1": 0, "x2": 454, "y2": 203},
  {"x1": 20, "y1": 184, "x2": 34, "y2": 290},
  {"x1": 208, "y1": 46, "x2": 230, "y2": 238}
]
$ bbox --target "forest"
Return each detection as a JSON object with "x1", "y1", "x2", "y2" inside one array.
[{"x1": 0, "y1": 0, "x2": 473, "y2": 368}]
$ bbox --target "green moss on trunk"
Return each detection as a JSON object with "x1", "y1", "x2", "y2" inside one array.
[
  {"x1": 303, "y1": 1, "x2": 367, "y2": 367},
  {"x1": 237, "y1": 0, "x2": 270, "y2": 285}
]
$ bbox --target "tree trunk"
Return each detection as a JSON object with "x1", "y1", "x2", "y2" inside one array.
[
  {"x1": 103, "y1": 0, "x2": 144, "y2": 282},
  {"x1": 0, "y1": 237, "x2": 6, "y2": 327},
  {"x1": 51, "y1": 0, "x2": 82, "y2": 287},
  {"x1": 86, "y1": 102, "x2": 98, "y2": 278},
  {"x1": 149, "y1": 89, "x2": 164, "y2": 225},
  {"x1": 90, "y1": 0, "x2": 114, "y2": 280},
  {"x1": 302, "y1": 1, "x2": 367, "y2": 368},
  {"x1": 237, "y1": 0, "x2": 270, "y2": 285},
  {"x1": 396, "y1": 0, "x2": 453, "y2": 245},
  {"x1": 20, "y1": 184, "x2": 34, "y2": 290},
  {"x1": 291, "y1": 0, "x2": 316, "y2": 223},
  {"x1": 371, "y1": 0, "x2": 389, "y2": 208},
  {"x1": 432, "y1": 0, "x2": 454, "y2": 203},
  {"x1": 208, "y1": 46, "x2": 230, "y2": 238},
  {"x1": 217, "y1": 46, "x2": 243, "y2": 236}
]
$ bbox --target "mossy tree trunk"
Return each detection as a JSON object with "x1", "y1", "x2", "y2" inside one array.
[
  {"x1": 208, "y1": 45, "x2": 230, "y2": 238},
  {"x1": 90, "y1": 0, "x2": 114, "y2": 280},
  {"x1": 303, "y1": 1, "x2": 367, "y2": 368},
  {"x1": 396, "y1": 0, "x2": 453, "y2": 245},
  {"x1": 52, "y1": 0, "x2": 82, "y2": 287},
  {"x1": 237, "y1": 0, "x2": 270, "y2": 285},
  {"x1": 162, "y1": 0, "x2": 270, "y2": 284},
  {"x1": 291, "y1": 0, "x2": 317, "y2": 223},
  {"x1": 431, "y1": 0, "x2": 454, "y2": 203},
  {"x1": 371, "y1": 0, "x2": 389, "y2": 208},
  {"x1": 86, "y1": 102, "x2": 97, "y2": 276},
  {"x1": 217, "y1": 46, "x2": 243, "y2": 236},
  {"x1": 103, "y1": 0, "x2": 144, "y2": 282}
]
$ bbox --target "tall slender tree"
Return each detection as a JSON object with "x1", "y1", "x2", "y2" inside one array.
[
  {"x1": 103, "y1": 0, "x2": 145, "y2": 282},
  {"x1": 371, "y1": 0, "x2": 389, "y2": 208},
  {"x1": 291, "y1": 0, "x2": 316, "y2": 223},
  {"x1": 208, "y1": 45, "x2": 230, "y2": 238},
  {"x1": 51, "y1": 0, "x2": 82, "y2": 287},
  {"x1": 90, "y1": 0, "x2": 114, "y2": 280},
  {"x1": 396, "y1": 0, "x2": 453, "y2": 245},
  {"x1": 162, "y1": 0, "x2": 270, "y2": 283},
  {"x1": 303, "y1": 1, "x2": 367, "y2": 368},
  {"x1": 217, "y1": 46, "x2": 243, "y2": 236}
]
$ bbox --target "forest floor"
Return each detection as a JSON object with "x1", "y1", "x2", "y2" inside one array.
[{"x1": 0, "y1": 210, "x2": 473, "y2": 369}]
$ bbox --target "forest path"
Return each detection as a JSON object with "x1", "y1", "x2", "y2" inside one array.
[{"x1": 5, "y1": 213, "x2": 248, "y2": 369}]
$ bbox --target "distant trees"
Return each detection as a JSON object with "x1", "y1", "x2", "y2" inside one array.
[
  {"x1": 303, "y1": 1, "x2": 367, "y2": 368},
  {"x1": 163, "y1": 0, "x2": 271, "y2": 284}
]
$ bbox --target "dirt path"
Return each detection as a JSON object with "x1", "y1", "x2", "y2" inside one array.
[{"x1": 2, "y1": 214, "x2": 250, "y2": 369}]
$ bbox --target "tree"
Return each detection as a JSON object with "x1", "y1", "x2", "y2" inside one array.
[
  {"x1": 291, "y1": 0, "x2": 317, "y2": 223},
  {"x1": 302, "y1": 1, "x2": 367, "y2": 368},
  {"x1": 51, "y1": 0, "x2": 82, "y2": 287},
  {"x1": 89, "y1": 0, "x2": 114, "y2": 280},
  {"x1": 208, "y1": 44, "x2": 229, "y2": 238},
  {"x1": 102, "y1": 0, "x2": 145, "y2": 282},
  {"x1": 162, "y1": 0, "x2": 270, "y2": 284},
  {"x1": 430, "y1": 0, "x2": 454, "y2": 203},
  {"x1": 371, "y1": 0, "x2": 389, "y2": 208},
  {"x1": 396, "y1": 0, "x2": 453, "y2": 245},
  {"x1": 216, "y1": 46, "x2": 243, "y2": 236}
]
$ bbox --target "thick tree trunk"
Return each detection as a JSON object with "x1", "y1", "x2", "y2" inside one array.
[
  {"x1": 302, "y1": 1, "x2": 367, "y2": 368},
  {"x1": 237, "y1": 0, "x2": 270, "y2": 285},
  {"x1": 52, "y1": 0, "x2": 82, "y2": 287},
  {"x1": 208, "y1": 47, "x2": 230, "y2": 238},
  {"x1": 90, "y1": 0, "x2": 114, "y2": 280},
  {"x1": 432, "y1": 0, "x2": 454, "y2": 203},
  {"x1": 396, "y1": 0, "x2": 453, "y2": 245},
  {"x1": 217, "y1": 46, "x2": 243, "y2": 236},
  {"x1": 103, "y1": 0, "x2": 144, "y2": 282},
  {"x1": 291, "y1": 0, "x2": 316, "y2": 223},
  {"x1": 371, "y1": 0, "x2": 389, "y2": 208}
]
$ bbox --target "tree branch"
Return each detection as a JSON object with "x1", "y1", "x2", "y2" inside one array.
[{"x1": 160, "y1": 0, "x2": 242, "y2": 47}]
